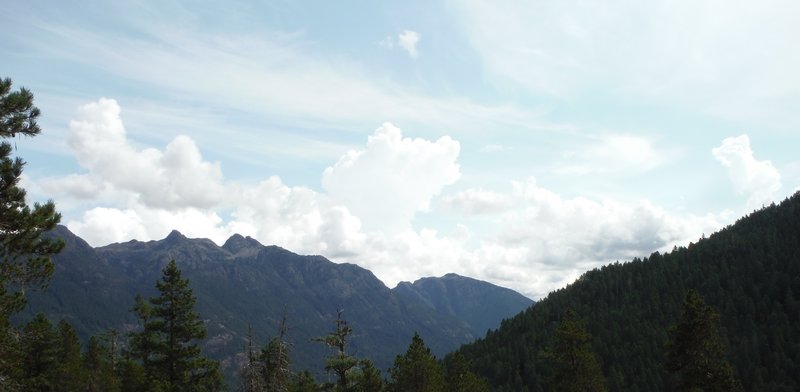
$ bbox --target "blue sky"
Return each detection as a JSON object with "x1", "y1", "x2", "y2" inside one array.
[{"x1": 3, "y1": 0, "x2": 799, "y2": 298}]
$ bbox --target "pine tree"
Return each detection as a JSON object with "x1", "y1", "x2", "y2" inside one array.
[
  {"x1": 128, "y1": 260, "x2": 224, "y2": 391},
  {"x1": 0, "y1": 77, "x2": 63, "y2": 390},
  {"x1": 387, "y1": 332, "x2": 446, "y2": 392},
  {"x1": 261, "y1": 313, "x2": 292, "y2": 392},
  {"x1": 54, "y1": 319, "x2": 86, "y2": 391},
  {"x1": 350, "y1": 359, "x2": 384, "y2": 392},
  {"x1": 444, "y1": 352, "x2": 488, "y2": 392},
  {"x1": 83, "y1": 335, "x2": 121, "y2": 392},
  {"x1": 289, "y1": 370, "x2": 320, "y2": 392},
  {"x1": 665, "y1": 290, "x2": 742, "y2": 392},
  {"x1": 19, "y1": 313, "x2": 59, "y2": 391},
  {"x1": 240, "y1": 325, "x2": 265, "y2": 392},
  {"x1": 315, "y1": 309, "x2": 359, "y2": 391},
  {"x1": 549, "y1": 309, "x2": 607, "y2": 392}
]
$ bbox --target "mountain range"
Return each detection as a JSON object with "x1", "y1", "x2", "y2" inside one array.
[{"x1": 19, "y1": 226, "x2": 533, "y2": 383}]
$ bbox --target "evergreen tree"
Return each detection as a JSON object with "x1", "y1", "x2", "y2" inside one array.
[
  {"x1": 387, "y1": 332, "x2": 445, "y2": 392},
  {"x1": 240, "y1": 325, "x2": 265, "y2": 392},
  {"x1": 315, "y1": 309, "x2": 359, "y2": 391},
  {"x1": 128, "y1": 260, "x2": 224, "y2": 391},
  {"x1": 0, "y1": 77, "x2": 63, "y2": 390},
  {"x1": 289, "y1": 370, "x2": 320, "y2": 392},
  {"x1": 261, "y1": 313, "x2": 292, "y2": 392},
  {"x1": 444, "y1": 352, "x2": 488, "y2": 392},
  {"x1": 350, "y1": 359, "x2": 384, "y2": 392},
  {"x1": 665, "y1": 290, "x2": 742, "y2": 392},
  {"x1": 549, "y1": 309, "x2": 607, "y2": 392},
  {"x1": 54, "y1": 319, "x2": 86, "y2": 391},
  {"x1": 83, "y1": 335, "x2": 121, "y2": 392},
  {"x1": 19, "y1": 313, "x2": 59, "y2": 391}
]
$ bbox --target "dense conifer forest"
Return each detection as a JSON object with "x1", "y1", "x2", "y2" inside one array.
[{"x1": 451, "y1": 192, "x2": 800, "y2": 391}]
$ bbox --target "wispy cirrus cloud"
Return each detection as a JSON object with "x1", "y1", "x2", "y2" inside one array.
[{"x1": 450, "y1": 0, "x2": 800, "y2": 128}]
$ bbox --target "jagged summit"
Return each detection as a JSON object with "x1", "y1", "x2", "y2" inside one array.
[
  {"x1": 163, "y1": 229, "x2": 187, "y2": 243},
  {"x1": 222, "y1": 233, "x2": 264, "y2": 257}
]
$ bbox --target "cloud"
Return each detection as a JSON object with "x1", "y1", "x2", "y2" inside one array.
[
  {"x1": 26, "y1": 20, "x2": 533, "y2": 145},
  {"x1": 441, "y1": 188, "x2": 515, "y2": 215},
  {"x1": 68, "y1": 206, "x2": 226, "y2": 246},
  {"x1": 397, "y1": 30, "x2": 421, "y2": 58},
  {"x1": 712, "y1": 134, "x2": 782, "y2": 209},
  {"x1": 49, "y1": 99, "x2": 729, "y2": 299},
  {"x1": 40, "y1": 174, "x2": 106, "y2": 200},
  {"x1": 488, "y1": 177, "x2": 726, "y2": 297},
  {"x1": 379, "y1": 30, "x2": 421, "y2": 58},
  {"x1": 508, "y1": 177, "x2": 714, "y2": 260},
  {"x1": 65, "y1": 98, "x2": 226, "y2": 209},
  {"x1": 557, "y1": 134, "x2": 666, "y2": 175},
  {"x1": 450, "y1": 0, "x2": 800, "y2": 127},
  {"x1": 480, "y1": 144, "x2": 506, "y2": 153},
  {"x1": 322, "y1": 123, "x2": 461, "y2": 232}
]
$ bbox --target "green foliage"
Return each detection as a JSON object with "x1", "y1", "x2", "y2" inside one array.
[
  {"x1": 289, "y1": 370, "x2": 320, "y2": 392},
  {"x1": 83, "y1": 335, "x2": 121, "y2": 392},
  {"x1": 20, "y1": 313, "x2": 59, "y2": 390},
  {"x1": 350, "y1": 359, "x2": 384, "y2": 392},
  {"x1": 55, "y1": 319, "x2": 87, "y2": 391},
  {"x1": 549, "y1": 309, "x2": 606, "y2": 392},
  {"x1": 453, "y1": 193, "x2": 800, "y2": 391},
  {"x1": 241, "y1": 314, "x2": 293, "y2": 392},
  {"x1": 0, "y1": 77, "x2": 63, "y2": 312},
  {"x1": 0, "y1": 77, "x2": 62, "y2": 389},
  {"x1": 128, "y1": 260, "x2": 224, "y2": 391},
  {"x1": 443, "y1": 352, "x2": 488, "y2": 392},
  {"x1": 315, "y1": 309, "x2": 359, "y2": 391},
  {"x1": 261, "y1": 329, "x2": 291, "y2": 391},
  {"x1": 665, "y1": 290, "x2": 742, "y2": 392},
  {"x1": 387, "y1": 332, "x2": 445, "y2": 392}
]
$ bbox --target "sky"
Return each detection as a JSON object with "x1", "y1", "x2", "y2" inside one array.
[{"x1": 3, "y1": 0, "x2": 799, "y2": 299}]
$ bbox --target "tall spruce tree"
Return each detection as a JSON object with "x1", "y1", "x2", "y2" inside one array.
[
  {"x1": 0, "y1": 77, "x2": 63, "y2": 390},
  {"x1": 387, "y1": 332, "x2": 445, "y2": 392},
  {"x1": 665, "y1": 290, "x2": 742, "y2": 392},
  {"x1": 128, "y1": 260, "x2": 224, "y2": 391},
  {"x1": 549, "y1": 309, "x2": 607, "y2": 392}
]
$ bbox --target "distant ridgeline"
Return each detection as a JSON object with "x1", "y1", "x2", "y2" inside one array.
[
  {"x1": 20, "y1": 227, "x2": 532, "y2": 384},
  {"x1": 452, "y1": 192, "x2": 800, "y2": 391}
]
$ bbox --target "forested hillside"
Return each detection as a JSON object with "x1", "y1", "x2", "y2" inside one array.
[{"x1": 452, "y1": 192, "x2": 800, "y2": 391}]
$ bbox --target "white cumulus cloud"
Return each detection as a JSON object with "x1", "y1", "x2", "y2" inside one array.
[
  {"x1": 45, "y1": 99, "x2": 734, "y2": 299},
  {"x1": 441, "y1": 188, "x2": 515, "y2": 215},
  {"x1": 322, "y1": 122, "x2": 461, "y2": 232},
  {"x1": 712, "y1": 134, "x2": 782, "y2": 209},
  {"x1": 65, "y1": 98, "x2": 226, "y2": 209}
]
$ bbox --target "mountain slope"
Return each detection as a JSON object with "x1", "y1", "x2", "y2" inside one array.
[
  {"x1": 393, "y1": 273, "x2": 533, "y2": 337},
  {"x1": 20, "y1": 227, "x2": 533, "y2": 383},
  {"x1": 452, "y1": 193, "x2": 800, "y2": 391}
]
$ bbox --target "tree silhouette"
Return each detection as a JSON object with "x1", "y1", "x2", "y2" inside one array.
[{"x1": 665, "y1": 290, "x2": 742, "y2": 392}]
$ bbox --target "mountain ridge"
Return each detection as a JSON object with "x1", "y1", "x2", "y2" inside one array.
[{"x1": 23, "y1": 226, "x2": 533, "y2": 384}]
